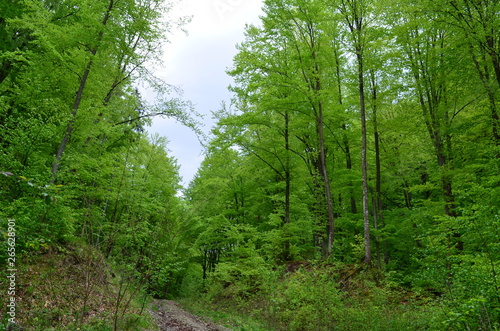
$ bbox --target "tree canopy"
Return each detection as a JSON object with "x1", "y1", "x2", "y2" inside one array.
[{"x1": 1, "y1": 0, "x2": 500, "y2": 329}]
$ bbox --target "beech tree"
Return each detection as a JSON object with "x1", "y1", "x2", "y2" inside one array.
[
  {"x1": 437, "y1": 0, "x2": 500, "y2": 146},
  {"x1": 50, "y1": 0, "x2": 173, "y2": 179},
  {"x1": 338, "y1": 0, "x2": 374, "y2": 264},
  {"x1": 388, "y1": 0, "x2": 479, "y2": 254},
  {"x1": 258, "y1": 0, "x2": 340, "y2": 257}
]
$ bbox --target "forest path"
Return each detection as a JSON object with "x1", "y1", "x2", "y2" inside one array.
[{"x1": 149, "y1": 300, "x2": 231, "y2": 331}]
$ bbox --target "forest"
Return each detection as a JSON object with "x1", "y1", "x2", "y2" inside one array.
[{"x1": 1, "y1": 0, "x2": 499, "y2": 330}]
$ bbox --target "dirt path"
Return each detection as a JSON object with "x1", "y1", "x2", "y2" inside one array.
[{"x1": 149, "y1": 300, "x2": 231, "y2": 331}]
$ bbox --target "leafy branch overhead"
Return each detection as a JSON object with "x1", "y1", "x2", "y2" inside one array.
[{"x1": 113, "y1": 97, "x2": 205, "y2": 141}]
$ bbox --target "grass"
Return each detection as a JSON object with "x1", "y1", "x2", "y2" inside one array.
[{"x1": 179, "y1": 298, "x2": 272, "y2": 331}]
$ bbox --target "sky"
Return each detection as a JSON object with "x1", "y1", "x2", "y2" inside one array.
[{"x1": 146, "y1": 0, "x2": 264, "y2": 188}]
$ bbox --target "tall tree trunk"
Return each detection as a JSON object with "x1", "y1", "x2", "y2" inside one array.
[
  {"x1": 357, "y1": 51, "x2": 371, "y2": 265},
  {"x1": 343, "y1": 127, "x2": 358, "y2": 214},
  {"x1": 51, "y1": 63, "x2": 93, "y2": 179},
  {"x1": 51, "y1": 0, "x2": 116, "y2": 181},
  {"x1": 341, "y1": 0, "x2": 371, "y2": 265},
  {"x1": 310, "y1": 42, "x2": 335, "y2": 257},
  {"x1": 316, "y1": 100, "x2": 336, "y2": 257},
  {"x1": 284, "y1": 110, "x2": 291, "y2": 260},
  {"x1": 370, "y1": 70, "x2": 382, "y2": 268}
]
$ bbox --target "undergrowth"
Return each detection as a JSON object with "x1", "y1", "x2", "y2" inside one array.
[
  {"x1": 180, "y1": 261, "x2": 446, "y2": 330},
  {"x1": 0, "y1": 240, "x2": 156, "y2": 330}
]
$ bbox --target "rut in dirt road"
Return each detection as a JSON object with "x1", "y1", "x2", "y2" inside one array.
[{"x1": 149, "y1": 300, "x2": 231, "y2": 331}]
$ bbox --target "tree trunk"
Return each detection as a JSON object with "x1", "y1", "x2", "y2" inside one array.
[
  {"x1": 311, "y1": 46, "x2": 335, "y2": 257},
  {"x1": 357, "y1": 51, "x2": 371, "y2": 265},
  {"x1": 51, "y1": 0, "x2": 116, "y2": 181},
  {"x1": 371, "y1": 70, "x2": 382, "y2": 268},
  {"x1": 284, "y1": 110, "x2": 291, "y2": 260},
  {"x1": 317, "y1": 100, "x2": 336, "y2": 257},
  {"x1": 341, "y1": 0, "x2": 371, "y2": 265}
]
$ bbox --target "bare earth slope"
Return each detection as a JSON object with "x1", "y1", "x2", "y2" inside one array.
[{"x1": 149, "y1": 300, "x2": 231, "y2": 331}]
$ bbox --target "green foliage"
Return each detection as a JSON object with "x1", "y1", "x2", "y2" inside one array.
[
  {"x1": 443, "y1": 296, "x2": 499, "y2": 331},
  {"x1": 206, "y1": 254, "x2": 273, "y2": 302},
  {"x1": 147, "y1": 252, "x2": 188, "y2": 299},
  {"x1": 0, "y1": 0, "x2": 192, "y2": 328},
  {"x1": 3, "y1": 0, "x2": 500, "y2": 328},
  {"x1": 267, "y1": 267, "x2": 342, "y2": 330},
  {"x1": 196, "y1": 222, "x2": 277, "y2": 301},
  {"x1": 178, "y1": 263, "x2": 205, "y2": 299},
  {"x1": 0, "y1": 182, "x2": 75, "y2": 266},
  {"x1": 181, "y1": 0, "x2": 500, "y2": 328}
]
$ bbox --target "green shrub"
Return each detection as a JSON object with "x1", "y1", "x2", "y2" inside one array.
[
  {"x1": 206, "y1": 254, "x2": 274, "y2": 302},
  {"x1": 179, "y1": 263, "x2": 205, "y2": 299},
  {"x1": 267, "y1": 267, "x2": 342, "y2": 330}
]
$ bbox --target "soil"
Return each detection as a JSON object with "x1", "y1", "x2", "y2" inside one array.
[{"x1": 149, "y1": 300, "x2": 231, "y2": 331}]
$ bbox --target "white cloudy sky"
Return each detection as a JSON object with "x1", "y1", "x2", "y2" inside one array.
[{"x1": 146, "y1": 0, "x2": 264, "y2": 187}]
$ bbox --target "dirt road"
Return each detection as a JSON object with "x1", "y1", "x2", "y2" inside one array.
[{"x1": 149, "y1": 300, "x2": 231, "y2": 331}]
